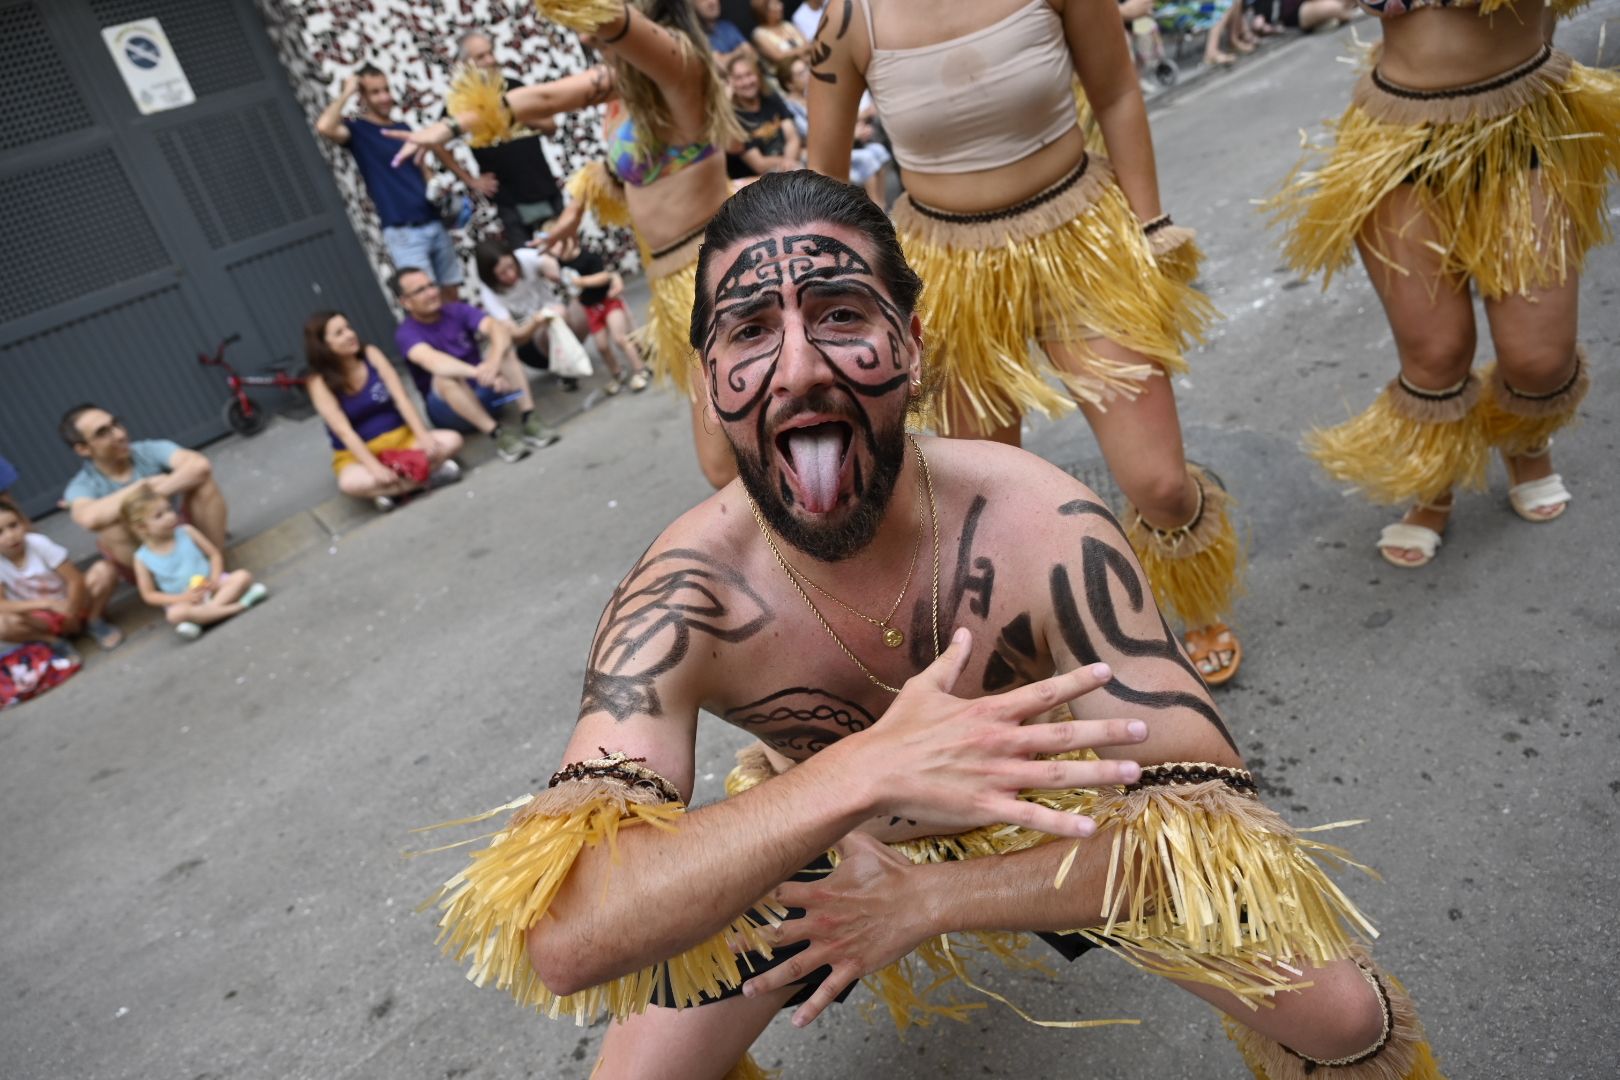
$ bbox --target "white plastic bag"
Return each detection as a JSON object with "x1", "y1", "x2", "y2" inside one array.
[{"x1": 547, "y1": 317, "x2": 593, "y2": 379}]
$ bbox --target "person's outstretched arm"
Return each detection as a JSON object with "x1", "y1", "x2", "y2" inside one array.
[{"x1": 315, "y1": 75, "x2": 357, "y2": 145}]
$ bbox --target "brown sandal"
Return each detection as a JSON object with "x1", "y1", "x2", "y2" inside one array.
[{"x1": 1184, "y1": 622, "x2": 1242, "y2": 687}]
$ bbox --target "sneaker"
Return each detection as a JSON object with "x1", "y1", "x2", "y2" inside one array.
[
  {"x1": 241, "y1": 583, "x2": 270, "y2": 609},
  {"x1": 520, "y1": 415, "x2": 560, "y2": 449},
  {"x1": 627, "y1": 370, "x2": 651, "y2": 393},
  {"x1": 176, "y1": 621, "x2": 203, "y2": 641},
  {"x1": 493, "y1": 426, "x2": 531, "y2": 463},
  {"x1": 373, "y1": 495, "x2": 396, "y2": 513},
  {"x1": 603, "y1": 377, "x2": 623, "y2": 396},
  {"x1": 428, "y1": 459, "x2": 462, "y2": 488}
]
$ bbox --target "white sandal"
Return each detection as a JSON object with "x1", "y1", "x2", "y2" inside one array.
[
  {"x1": 1376, "y1": 497, "x2": 1451, "y2": 569},
  {"x1": 1504, "y1": 441, "x2": 1571, "y2": 523}
]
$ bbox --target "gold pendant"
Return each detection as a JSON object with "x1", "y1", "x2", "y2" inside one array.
[{"x1": 882, "y1": 626, "x2": 904, "y2": 648}]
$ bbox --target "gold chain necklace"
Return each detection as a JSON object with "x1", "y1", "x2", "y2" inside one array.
[
  {"x1": 767, "y1": 458, "x2": 922, "y2": 649},
  {"x1": 748, "y1": 435, "x2": 940, "y2": 695}
]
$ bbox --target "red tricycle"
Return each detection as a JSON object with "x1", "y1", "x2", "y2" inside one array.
[{"x1": 198, "y1": 334, "x2": 306, "y2": 437}]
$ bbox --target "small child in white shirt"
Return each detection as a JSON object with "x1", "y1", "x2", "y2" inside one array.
[{"x1": 0, "y1": 495, "x2": 123, "y2": 650}]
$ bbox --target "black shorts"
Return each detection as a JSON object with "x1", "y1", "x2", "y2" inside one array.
[{"x1": 669, "y1": 854, "x2": 1099, "y2": 1012}]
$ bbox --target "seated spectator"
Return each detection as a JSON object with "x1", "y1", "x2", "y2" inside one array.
[
  {"x1": 792, "y1": 0, "x2": 828, "y2": 41},
  {"x1": 391, "y1": 267, "x2": 559, "y2": 463},
  {"x1": 725, "y1": 56, "x2": 802, "y2": 179},
  {"x1": 696, "y1": 0, "x2": 755, "y2": 68},
  {"x1": 780, "y1": 58, "x2": 890, "y2": 204},
  {"x1": 303, "y1": 310, "x2": 464, "y2": 511},
  {"x1": 0, "y1": 496, "x2": 122, "y2": 651},
  {"x1": 539, "y1": 229, "x2": 651, "y2": 396},
  {"x1": 316, "y1": 64, "x2": 466, "y2": 301},
  {"x1": 60, "y1": 404, "x2": 228, "y2": 578},
  {"x1": 123, "y1": 488, "x2": 266, "y2": 641},
  {"x1": 472, "y1": 238, "x2": 591, "y2": 392},
  {"x1": 1259, "y1": 0, "x2": 1359, "y2": 33},
  {"x1": 751, "y1": 0, "x2": 812, "y2": 83}
]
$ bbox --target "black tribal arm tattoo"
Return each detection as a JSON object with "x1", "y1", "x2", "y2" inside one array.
[
  {"x1": 580, "y1": 547, "x2": 772, "y2": 721},
  {"x1": 1050, "y1": 500, "x2": 1238, "y2": 752},
  {"x1": 807, "y1": 0, "x2": 852, "y2": 83}
]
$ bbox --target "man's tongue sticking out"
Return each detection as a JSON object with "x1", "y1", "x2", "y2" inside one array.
[{"x1": 785, "y1": 427, "x2": 845, "y2": 514}]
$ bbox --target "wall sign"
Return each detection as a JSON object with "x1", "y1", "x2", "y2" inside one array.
[{"x1": 102, "y1": 19, "x2": 196, "y2": 115}]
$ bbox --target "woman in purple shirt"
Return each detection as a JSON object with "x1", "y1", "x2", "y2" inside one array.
[{"x1": 304, "y1": 311, "x2": 464, "y2": 510}]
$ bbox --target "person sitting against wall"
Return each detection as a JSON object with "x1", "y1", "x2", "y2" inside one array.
[
  {"x1": 304, "y1": 310, "x2": 463, "y2": 512},
  {"x1": 392, "y1": 267, "x2": 558, "y2": 464},
  {"x1": 59, "y1": 404, "x2": 230, "y2": 580},
  {"x1": 725, "y1": 55, "x2": 802, "y2": 179},
  {"x1": 472, "y1": 238, "x2": 593, "y2": 393}
]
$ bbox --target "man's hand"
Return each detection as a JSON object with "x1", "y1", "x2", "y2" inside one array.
[
  {"x1": 835, "y1": 627, "x2": 1147, "y2": 838},
  {"x1": 471, "y1": 173, "x2": 499, "y2": 198},
  {"x1": 144, "y1": 472, "x2": 179, "y2": 498},
  {"x1": 340, "y1": 73, "x2": 361, "y2": 99},
  {"x1": 743, "y1": 832, "x2": 925, "y2": 1026},
  {"x1": 474, "y1": 361, "x2": 500, "y2": 388}
]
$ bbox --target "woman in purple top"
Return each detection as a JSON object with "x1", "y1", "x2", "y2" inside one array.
[{"x1": 304, "y1": 311, "x2": 464, "y2": 509}]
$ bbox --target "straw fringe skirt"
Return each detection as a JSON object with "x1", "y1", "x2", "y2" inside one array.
[
  {"x1": 892, "y1": 154, "x2": 1217, "y2": 434},
  {"x1": 1268, "y1": 46, "x2": 1620, "y2": 297}
]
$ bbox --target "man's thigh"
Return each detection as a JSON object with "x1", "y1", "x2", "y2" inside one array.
[
  {"x1": 381, "y1": 225, "x2": 434, "y2": 275},
  {"x1": 423, "y1": 224, "x2": 464, "y2": 286},
  {"x1": 594, "y1": 985, "x2": 796, "y2": 1080}
]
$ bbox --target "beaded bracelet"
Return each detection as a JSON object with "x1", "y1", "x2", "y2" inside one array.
[{"x1": 549, "y1": 749, "x2": 682, "y2": 803}]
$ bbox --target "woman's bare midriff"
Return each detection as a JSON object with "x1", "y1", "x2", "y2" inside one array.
[
  {"x1": 1377, "y1": 3, "x2": 1548, "y2": 89},
  {"x1": 622, "y1": 152, "x2": 733, "y2": 251},
  {"x1": 897, "y1": 126, "x2": 1088, "y2": 214}
]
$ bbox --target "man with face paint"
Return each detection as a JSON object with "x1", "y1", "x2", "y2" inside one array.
[{"x1": 425, "y1": 174, "x2": 1443, "y2": 1080}]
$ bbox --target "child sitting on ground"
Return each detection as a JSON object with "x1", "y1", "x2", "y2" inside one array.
[
  {"x1": 122, "y1": 489, "x2": 267, "y2": 640},
  {"x1": 541, "y1": 226, "x2": 651, "y2": 397},
  {"x1": 0, "y1": 495, "x2": 123, "y2": 651}
]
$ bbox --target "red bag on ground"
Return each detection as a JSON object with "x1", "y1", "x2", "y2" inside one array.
[
  {"x1": 377, "y1": 448, "x2": 430, "y2": 486},
  {"x1": 0, "y1": 643, "x2": 81, "y2": 710}
]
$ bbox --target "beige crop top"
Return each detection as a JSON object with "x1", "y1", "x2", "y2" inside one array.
[{"x1": 862, "y1": 0, "x2": 1077, "y2": 174}]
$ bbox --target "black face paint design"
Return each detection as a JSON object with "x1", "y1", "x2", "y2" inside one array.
[
  {"x1": 723, "y1": 686, "x2": 876, "y2": 757},
  {"x1": 580, "y1": 548, "x2": 772, "y2": 720},
  {"x1": 1048, "y1": 504, "x2": 1239, "y2": 752},
  {"x1": 702, "y1": 233, "x2": 912, "y2": 563}
]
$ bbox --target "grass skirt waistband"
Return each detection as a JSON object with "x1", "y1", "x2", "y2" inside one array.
[
  {"x1": 1268, "y1": 47, "x2": 1620, "y2": 297},
  {"x1": 891, "y1": 154, "x2": 1216, "y2": 434}
]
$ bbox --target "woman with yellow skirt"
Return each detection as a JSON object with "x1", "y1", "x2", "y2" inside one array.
[
  {"x1": 1269, "y1": 0, "x2": 1616, "y2": 566},
  {"x1": 806, "y1": 0, "x2": 1244, "y2": 686},
  {"x1": 389, "y1": 0, "x2": 746, "y2": 489}
]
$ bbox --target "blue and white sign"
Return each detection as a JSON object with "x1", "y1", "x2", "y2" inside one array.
[{"x1": 102, "y1": 19, "x2": 195, "y2": 115}]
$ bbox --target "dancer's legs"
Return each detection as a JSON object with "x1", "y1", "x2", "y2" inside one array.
[
  {"x1": 593, "y1": 985, "x2": 796, "y2": 1080},
  {"x1": 1355, "y1": 184, "x2": 1477, "y2": 561}
]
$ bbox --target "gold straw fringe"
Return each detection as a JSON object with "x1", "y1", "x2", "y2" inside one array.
[
  {"x1": 893, "y1": 156, "x2": 1216, "y2": 433},
  {"x1": 1123, "y1": 465, "x2": 1243, "y2": 629},
  {"x1": 639, "y1": 260, "x2": 701, "y2": 394},
  {"x1": 723, "y1": 1052, "x2": 778, "y2": 1080},
  {"x1": 1477, "y1": 347, "x2": 1590, "y2": 455},
  {"x1": 1223, "y1": 947, "x2": 1446, "y2": 1080},
  {"x1": 1150, "y1": 226, "x2": 1204, "y2": 287},
  {"x1": 424, "y1": 777, "x2": 786, "y2": 1025},
  {"x1": 533, "y1": 0, "x2": 623, "y2": 33},
  {"x1": 1268, "y1": 57, "x2": 1620, "y2": 297},
  {"x1": 565, "y1": 162, "x2": 633, "y2": 229},
  {"x1": 1306, "y1": 378, "x2": 1488, "y2": 505},
  {"x1": 447, "y1": 64, "x2": 518, "y2": 148}
]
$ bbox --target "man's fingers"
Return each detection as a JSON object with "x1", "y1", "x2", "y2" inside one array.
[
  {"x1": 998, "y1": 798, "x2": 1100, "y2": 840},
  {"x1": 990, "y1": 662, "x2": 1114, "y2": 722},
  {"x1": 1007, "y1": 747, "x2": 1143, "y2": 792},
  {"x1": 790, "y1": 972, "x2": 852, "y2": 1028},
  {"x1": 741, "y1": 946, "x2": 824, "y2": 999},
  {"x1": 1014, "y1": 717, "x2": 1148, "y2": 761},
  {"x1": 918, "y1": 626, "x2": 972, "y2": 693}
]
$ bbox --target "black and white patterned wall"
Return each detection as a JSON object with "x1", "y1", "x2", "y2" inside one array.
[{"x1": 254, "y1": 0, "x2": 635, "y2": 289}]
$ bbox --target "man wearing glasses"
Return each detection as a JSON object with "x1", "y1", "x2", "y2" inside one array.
[{"x1": 59, "y1": 406, "x2": 229, "y2": 575}]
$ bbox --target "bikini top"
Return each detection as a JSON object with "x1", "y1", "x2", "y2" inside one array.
[
  {"x1": 607, "y1": 113, "x2": 716, "y2": 187},
  {"x1": 862, "y1": 0, "x2": 1077, "y2": 173}
]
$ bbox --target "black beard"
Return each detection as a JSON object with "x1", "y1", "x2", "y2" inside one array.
[{"x1": 733, "y1": 410, "x2": 907, "y2": 564}]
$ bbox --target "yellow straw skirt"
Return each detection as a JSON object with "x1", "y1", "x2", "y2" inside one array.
[
  {"x1": 892, "y1": 153, "x2": 1217, "y2": 434},
  {"x1": 1268, "y1": 46, "x2": 1620, "y2": 297}
]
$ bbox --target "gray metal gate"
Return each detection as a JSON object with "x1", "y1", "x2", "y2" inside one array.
[{"x1": 0, "y1": 0, "x2": 395, "y2": 517}]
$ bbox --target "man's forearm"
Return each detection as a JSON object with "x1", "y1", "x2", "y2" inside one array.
[
  {"x1": 909, "y1": 836, "x2": 1118, "y2": 940},
  {"x1": 530, "y1": 739, "x2": 878, "y2": 994}
]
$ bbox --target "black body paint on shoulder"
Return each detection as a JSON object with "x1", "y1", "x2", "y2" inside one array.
[
  {"x1": 581, "y1": 548, "x2": 772, "y2": 720},
  {"x1": 907, "y1": 493, "x2": 995, "y2": 667},
  {"x1": 807, "y1": 0, "x2": 852, "y2": 83},
  {"x1": 724, "y1": 686, "x2": 876, "y2": 755},
  {"x1": 982, "y1": 611, "x2": 1039, "y2": 692}
]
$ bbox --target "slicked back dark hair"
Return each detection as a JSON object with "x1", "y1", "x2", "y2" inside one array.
[
  {"x1": 689, "y1": 171, "x2": 923, "y2": 350},
  {"x1": 58, "y1": 403, "x2": 101, "y2": 447}
]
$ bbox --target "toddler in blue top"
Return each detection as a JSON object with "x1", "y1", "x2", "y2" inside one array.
[{"x1": 122, "y1": 489, "x2": 268, "y2": 640}]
